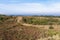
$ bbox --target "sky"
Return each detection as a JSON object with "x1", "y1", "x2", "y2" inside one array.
[{"x1": 0, "y1": 0, "x2": 60, "y2": 15}]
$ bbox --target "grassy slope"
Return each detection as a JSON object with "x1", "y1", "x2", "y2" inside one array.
[
  {"x1": 22, "y1": 16, "x2": 60, "y2": 25},
  {"x1": 0, "y1": 15, "x2": 60, "y2": 40},
  {"x1": 0, "y1": 16, "x2": 45, "y2": 40}
]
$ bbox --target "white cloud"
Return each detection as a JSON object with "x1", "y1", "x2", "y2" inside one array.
[{"x1": 0, "y1": 3, "x2": 60, "y2": 15}]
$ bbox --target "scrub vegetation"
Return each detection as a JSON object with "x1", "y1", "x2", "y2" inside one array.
[{"x1": 0, "y1": 15, "x2": 60, "y2": 40}]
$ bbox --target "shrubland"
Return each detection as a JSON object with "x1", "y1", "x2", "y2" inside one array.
[{"x1": 0, "y1": 15, "x2": 60, "y2": 40}]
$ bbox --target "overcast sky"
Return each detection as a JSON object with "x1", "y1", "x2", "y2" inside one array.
[{"x1": 0, "y1": 0, "x2": 60, "y2": 15}]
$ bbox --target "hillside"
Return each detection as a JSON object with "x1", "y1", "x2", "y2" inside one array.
[
  {"x1": 22, "y1": 16, "x2": 60, "y2": 25},
  {"x1": 0, "y1": 15, "x2": 45, "y2": 40},
  {"x1": 0, "y1": 15, "x2": 60, "y2": 40}
]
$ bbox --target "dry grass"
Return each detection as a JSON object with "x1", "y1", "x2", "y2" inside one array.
[{"x1": 0, "y1": 16, "x2": 60, "y2": 40}]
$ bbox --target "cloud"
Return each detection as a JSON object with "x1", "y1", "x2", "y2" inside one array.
[{"x1": 0, "y1": 2, "x2": 60, "y2": 15}]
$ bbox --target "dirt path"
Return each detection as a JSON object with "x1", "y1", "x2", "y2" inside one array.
[
  {"x1": 22, "y1": 23, "x2": 50, "y2": 29},
  {"x1": 22, "y1": 23, "x2": 60, "y2": 30}
]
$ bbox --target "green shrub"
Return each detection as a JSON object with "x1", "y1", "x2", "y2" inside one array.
[
  {"x1": 47, "y1": 30, "x2": 57, "y2": 37},
  {"x1": 49, "y1": 25, "x2": 54, "y2": 29}
]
